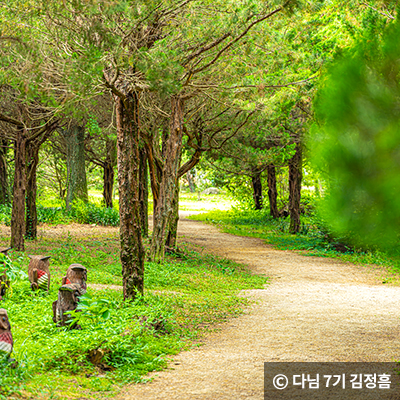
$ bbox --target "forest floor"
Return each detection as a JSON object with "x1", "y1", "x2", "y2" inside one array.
[{"x1": 119, "y1": 212, "x2": 400, "y2": 400}]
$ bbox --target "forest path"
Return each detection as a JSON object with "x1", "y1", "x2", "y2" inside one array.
[{"x1": 118, "y1": 214, "x2": 400, "y2": 400}]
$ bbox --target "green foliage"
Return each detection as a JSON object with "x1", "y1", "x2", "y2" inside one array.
[
  {"x1": 68, "y1": 292, "x2": 112, "y2": 326},
  {"x1": 33, "y1": 201, "x2": 120, "y2": 226},
  {"x1": 0, "y1": 201, "x2": 120, "y2": 227},
  {"x1": 70, "y1": 200, "x2": 120, "y2": 226},
  {"x1": 0, "y1": 204, "x2": 11, "y2": 226},
  {"x1": 0, "y1": 354, "x2": 29, "y2": 400},
  {"x1": 312, "y1": 15, "x2": 400, "y2": 253},
  {"x1": 0, "y1": 253, "x2": 27, "y2": 283},
  {"x1": 37, "y1": 205, "x2": 71, "y2": 225}
]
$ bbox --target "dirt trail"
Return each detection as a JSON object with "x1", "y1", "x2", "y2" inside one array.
[{"x1": 118, "y1": 216, "x2": 400, "y2": 400}]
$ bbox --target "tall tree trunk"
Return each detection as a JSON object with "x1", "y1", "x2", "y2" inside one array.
[
  {"x1": 251, "y1": 171, "x2": 263, "y2": 210},
  {"x1": 0, "y1": 138, "x2": 9, "y2": 206},
  {"x1": 267, "y1": 165, "x2": 279, "y2": 218},
  {"x1": 166, "y1": 184, "x2": 179, "y2": 249},
  {"x1": 186, "y1": 170, "x2": 195, "y2": 193},
  {"x1": 64, "y1": 125, "x2": 88, "y2": 210},
  {"x1": 25, "y1": 142, "x2": 40, "y2": 240},
  {"x1": 103, "y1": 138, "x2": 116, "y2": 208},
  {"x1": 143, "y1": 126, "x2": 162, "y2": 219},
  {"x1": 115, "y1": 93, "x2": 144, "y2": 300},
  {"x1": 11, "y1": 131, "x2": 27, "y2": 251},
  {"x1": 289, "y1": 142, "x2": 302, "y2": 234},
  {"x1": 150, "y1": 96, "x2": 184, "y2": 262},
  {"x1": 139, "y1": 147, "x2": 148, "y2": 237}
]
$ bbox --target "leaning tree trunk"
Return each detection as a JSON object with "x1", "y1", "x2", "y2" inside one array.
[
  {"x1": 115, "y1": 93, "x2": 145, "y2": 300},
  {"x1": 11, "y1": 130, "x2": 27, "y2": 251},
  {"x1": 0, "y1": 138, "x2": 9, "y2": 206},
  {"x1": 150, "y1": 96, "x2": 184, "y2": 262},
  {"x1": 138, "y1": 147, "x2": 148, "y2": 237},
  {"x1": 251, "y1": 171, "x2": 263, "y2": 210},
  {"x1": 166, "y1": 184, "x2": 179, "y2": 249},
  {"x1": 289, "y1": 142, "x2": 302, "y2": 234},
  {"x1": 25, "y1": 142, "x2": 40, "y2": 240},
  {"x1": 103, "y1": 138, "x2": 116, "y2": 208},
  {"x1": 267, "y1": 165, "x2": 279, "y2": 218},
  {"x1": 64, "y1": 125, "x2": 88, "y2": 210}
]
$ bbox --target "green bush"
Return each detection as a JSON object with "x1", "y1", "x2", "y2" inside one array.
[
  {"x1": 70, "y1": 200, "x2": 120, "y2": 226},
  {"x1": 37, "y1": 205, "x2": 70, "y2": 224},
  {"x1": 0, "y1": 202, "x2": 120, "y2": 227}
]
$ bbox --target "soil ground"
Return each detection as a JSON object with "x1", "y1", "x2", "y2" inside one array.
[{"x1": 118, "y1": 214, "x2": 400, "y2": 400}]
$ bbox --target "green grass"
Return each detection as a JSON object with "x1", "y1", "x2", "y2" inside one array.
[
  {"x1": 191, "y1": 208, "x2": 400, "y2": 279},
  {"x1": 0, "y1": 227, "x2": 267, "y2": 400}
]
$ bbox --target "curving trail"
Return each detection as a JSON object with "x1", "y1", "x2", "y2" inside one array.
[{"x1": 118, "y1": 215, "x2": 400, "y2": 400}]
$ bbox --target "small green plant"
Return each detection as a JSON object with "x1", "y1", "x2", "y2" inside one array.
[
  {"x1": 68, "y1": 292, "x2": 112, "y2": 326},
  {"x1": 0, "y1": 253, "x2": 27, "y2": 283}
]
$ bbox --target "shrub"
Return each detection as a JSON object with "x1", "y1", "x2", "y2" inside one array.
[
  {"x1": 70, "y1": 200, "x2": 119, "y2": 226},
  {"x1": 37, "y1": 205, "x2": 70, "y2": 224},
  {"x1": 0, "y1": 204, "x2": 11, "y2": 226}
]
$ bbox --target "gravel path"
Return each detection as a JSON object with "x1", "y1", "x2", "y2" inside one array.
[{"x1": 118, "y1": 216, "x2": 400, "y2": 400}]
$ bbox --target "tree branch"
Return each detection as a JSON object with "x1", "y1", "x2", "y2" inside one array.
[
  {"x1": 191, "y1": 8, "x2": 282, "y2": 76},
  {"x1": 0, "y1": 113, "x2": 23, "y2": 127}
]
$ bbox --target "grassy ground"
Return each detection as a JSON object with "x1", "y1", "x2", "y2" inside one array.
[
  {"x1": 191, "y1": 208, "x2": 400, "y2": 283},
  {"x1": 0, "y1": 223, "x2": 265, "y2": 399}
]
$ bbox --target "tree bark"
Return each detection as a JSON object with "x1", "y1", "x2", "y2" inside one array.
[
  {"x1": 115, "y1": 93, "x2": 145, "y2": 300},
  {"x1": 11, "y1": 131, "x2": 27, "y2": 251},
  {"x1": 63, "y1": 125, "x2": 88, "y2": 210},
  {"x1": 0, "y1": 138, "x2": 9, "y2": 206},
  {"x1": 267, "y1": 165, "x2": 279, "y2": 218},
  {"x1": 186, "y1": 170, "x2": 195, "y2": 193},
  {"x1": 150, "y1": 96, "x2": 184, "y2": 262},
  {"x1": 139, "y1": 147, "x2": 148, "y2": 237},
  {"x1": 25, "y1": 141, "x2": 40, "y2": 240},
  {"x1": 251, "y1": 171, "x2": 263, "y2": 210},
  {"x1": 289, "y1": 142, "x2": 302, "y2": 234}
]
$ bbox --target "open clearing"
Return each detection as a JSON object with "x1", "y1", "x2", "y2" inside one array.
[{"x1": 118, "y1": 215, "x2": 400, "y2": 400}]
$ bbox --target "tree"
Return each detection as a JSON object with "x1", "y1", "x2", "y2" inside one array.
[
  {"x1": 312, "y1": 10, "x2": 400, "y2": 252},
  {"x1": 0, "y1": 137, "x2": 10, "y2": 206},
  {"x1": 0, "y1": 86, "x2": 58, "y2": 249},
  {"x1": 142, "y1": 1, "x2": 291, "y2": 261},
  {"x1": 63, "y1": 125, "x2": 88, "y2": 210}
]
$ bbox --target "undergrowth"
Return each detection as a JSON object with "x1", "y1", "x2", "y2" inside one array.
[
  {"x1": 0, "y1": 230, "x2": 266, "y2": 400},
  {"x1": 0, "y1": 200, "x2": 120, "y2": 227}
]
